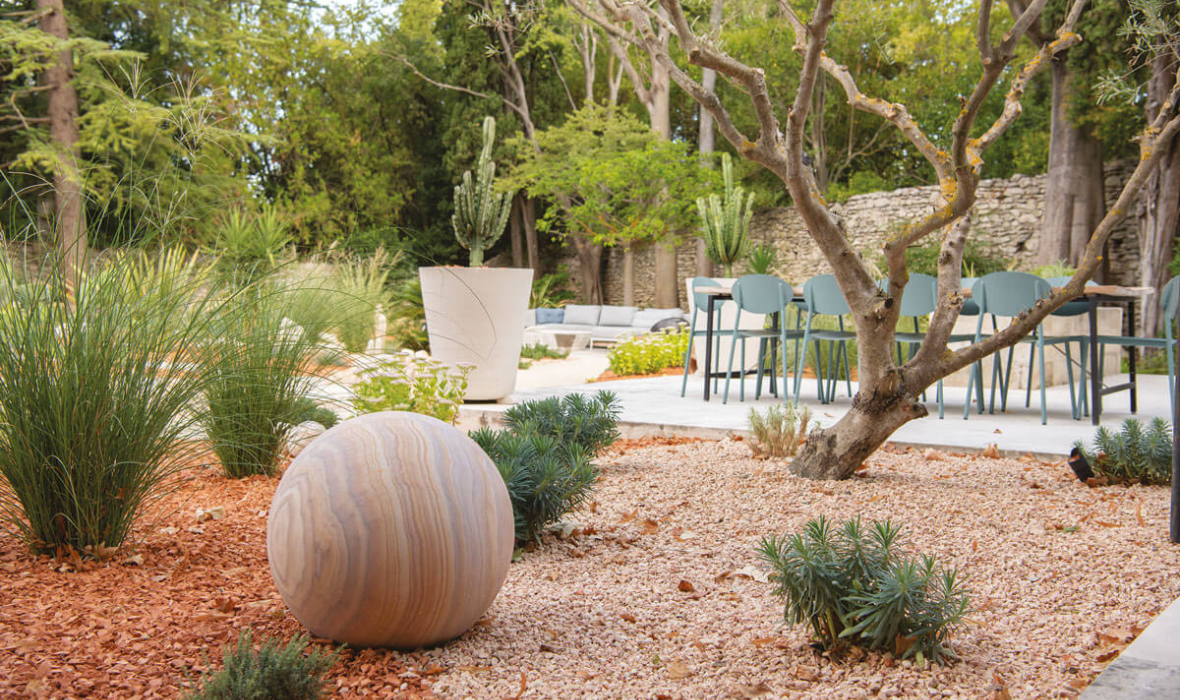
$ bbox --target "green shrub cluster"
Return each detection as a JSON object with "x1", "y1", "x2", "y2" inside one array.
[
  {"x1": 1073, "y1": 417, "x2": 1172, "y2": 484},
  {"x1": 757, "y1": 516, "x2": 969, "y2": 665},
  {"x1": 747, "y1": 403, "x2": 811, "y2": 458},
  {"x1": 471, "y1": 391, "x2": 620, "y2": 543},
  {"x1": 352, "y1": 353, "x2": 472, "y2": 424},
  {"x1": 607, "y1": 328, "x2": 689, "y2": 376},
  {"x1": 184, "y1": 630, "x2": 339, "y2": 700}
]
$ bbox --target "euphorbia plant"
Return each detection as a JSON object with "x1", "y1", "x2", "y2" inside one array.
[{"x1": 452, "y1": 116, "x2": 515, "y2": 266}]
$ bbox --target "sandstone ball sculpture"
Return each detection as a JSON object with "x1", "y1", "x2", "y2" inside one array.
[{"x1": 267, "y1": 411, "x2": 514, "y2": 649}]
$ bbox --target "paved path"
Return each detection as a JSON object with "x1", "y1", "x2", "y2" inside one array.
[
  {"x1": 463, "y1": 371, "x2": 1173, "y2": 457},
  {"x1": 1081, "y1": 597, "x2": 1180, "y2": 699}
]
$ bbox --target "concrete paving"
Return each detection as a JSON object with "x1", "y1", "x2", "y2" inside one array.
[
  {"x1": 465, "y1": 365, "x2": 1173, "y2": 457},
  {"x1": 1081, "y1": 597, "x2": 1180, "y2": 699}
]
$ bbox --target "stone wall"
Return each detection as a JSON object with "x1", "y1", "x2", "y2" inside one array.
[{"x1": 569, "y1": 161, "x2": 1142, "y2": 308}]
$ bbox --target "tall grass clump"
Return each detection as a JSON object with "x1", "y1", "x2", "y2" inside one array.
[
  {"x1": 202, "y1": 286, "x2": 340, "y2": 479},
  {"x1": 0, "y1": 249, "x2": 224, "y2": 552}
]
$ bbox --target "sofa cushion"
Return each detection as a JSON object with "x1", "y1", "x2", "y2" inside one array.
[
  {"x1": 563, "y1": 304, "x2": 602, "y2": 326},
  {"x1": 598, "y1": 305, "x2": 638, "y2": 327},
  {"x1": 632, "y1": 308, "x2": 685, "y2": 330},
  {"x1": 535, "y1": 308, "x2": 565, "y2": 324}
]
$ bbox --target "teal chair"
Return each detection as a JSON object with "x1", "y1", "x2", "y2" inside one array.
[
  {"x1": 962, "y1": 272, "x2": 1081, "y2": 424},
  {"x1": 885, "y1": 273, "x2": 975, "y2": 419},
  {"x1": 681, "y1": 276, "x2": 726, "y2": 398},
  {"x1": 721, "y1": 275, "x2": 801, "y2": 404},
  {"x1": 1094, "y1": 275, "x2": 1179, "y2": 423},
  {"x1": 795, "y1": 274, "x2": 856, "y2": 404}
]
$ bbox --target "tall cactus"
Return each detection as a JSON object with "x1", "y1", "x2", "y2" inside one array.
[
  {"x1": 452, "y1": 116, "x2": 515, "y2": 267},
  {"x1": 696, "y1": 153, "x2": 755, "y2": 276}
]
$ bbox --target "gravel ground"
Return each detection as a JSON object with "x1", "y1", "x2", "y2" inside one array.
[{"x1": 421, "y1": 438, "x2": 1180, "y2": 700}]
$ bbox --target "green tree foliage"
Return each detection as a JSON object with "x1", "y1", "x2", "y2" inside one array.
[{"x1": 504, "y1": 105, "x2": 717, "y2": 250}]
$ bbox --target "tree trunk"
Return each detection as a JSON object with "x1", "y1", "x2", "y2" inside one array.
[
  {"x1": 509, "y1": 196, "x2": 524, "y2": 268},
  {"x1": 1139, "y1": 49, "x2": 1180, "y2": 337},
  {"x1": 574, "y1": 238, "x2": 603, "y2": 304},
  {"x1": 653, "y1": 242, "x2": 679, "y2": 307},
  {"x1": 521, "y1": 196, "x2": 540, "y2": 272},
  {"x1": 694, "y1": 0, "x2": 722, "y2": 279},
  {"x1": 789, "y1": 383, "x2": 928, "y2": 479},
  {"x1": 810, "y1": 73, "x2": 829, "y2": 193},
  {"x1": 1038, "y1": 60, "x2": 1104, "y2": 267},
  {"x1": 38, "y1": 0, "x2": 86, "y2": 287},
  {"x1": 622, "y1": 243, "x2": 635, "y2": 306}
]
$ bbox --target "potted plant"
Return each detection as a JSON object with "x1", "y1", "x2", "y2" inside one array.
[{"x1": 420, "y1": 116, "x2": 533, "y2": 401}]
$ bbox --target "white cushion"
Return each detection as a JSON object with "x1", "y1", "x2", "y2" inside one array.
[
  {"x1": 631, "y1": 308, "x2": 684, "y2": 329},
  {"x1": 563, "y1": 304, "x2": 602, "y2": 326},
  {"x1": 598, "y1": 306, "x2": 638, "y2": 327},
  {"x1": 523, "y1": 308, "x2": 537, "y2": 328}
]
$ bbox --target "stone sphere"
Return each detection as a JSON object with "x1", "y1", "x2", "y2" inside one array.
[{"x1": 267, "y1": 411, "x2": 514, "y2": 649}]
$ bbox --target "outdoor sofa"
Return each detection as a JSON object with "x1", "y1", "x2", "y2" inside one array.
[{"x1": 524, "y1": 304, "x2": 687, "y2": 349}]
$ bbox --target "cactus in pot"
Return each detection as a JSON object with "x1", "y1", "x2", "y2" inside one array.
[
  {"x1": 452, "y1": 116, "x2": 515, "y2": 267},
  {"x1": 696, "y1": 153, "x2": 755, "y2": 276}
]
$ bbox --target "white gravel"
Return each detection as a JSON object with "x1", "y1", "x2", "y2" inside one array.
[{"x1": 417, "y1": 438, "x2": 1180, "y2": 699}]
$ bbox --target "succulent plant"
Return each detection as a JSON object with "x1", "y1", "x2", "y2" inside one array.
[
  {"x1": 696, "y1": 153, "x2": 755, "y2": 276},
  {"x1": 452, "y1": 116, "x2": 515, "y2": 267}
]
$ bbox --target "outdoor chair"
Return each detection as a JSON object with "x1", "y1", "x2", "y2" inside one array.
[
  {"x1": 962, "y1": 272, "x2": 1081, "y2": 424},
  {"x1": 1093, "y1": 275, "x2": 1179, "y2": 423},
  {"x1": 680, "y1": 276, "x2": 726, "y2": 398},
  {"x1": 796, "y1": 274, "x2": 856, "y2": 404},
  {"x1": 884, "y1": 273, "x2": 975, "y2": 419},
  {"x1": 720, "y1": 275, "x2": 801, "y2": 404}
]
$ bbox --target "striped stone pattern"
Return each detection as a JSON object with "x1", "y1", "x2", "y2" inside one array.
[{"x1": 267, "y1": 411, "x2": 513, "y2": 649}]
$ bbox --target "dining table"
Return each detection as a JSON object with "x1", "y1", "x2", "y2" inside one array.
[{"x1": 694, "y1": 282, "x2": 1154, "y2": 425}]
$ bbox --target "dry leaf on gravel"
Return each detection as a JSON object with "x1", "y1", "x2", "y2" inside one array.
[
  {"x1": 677, "y1": 580, "x2": 696, "y2": 593},
  {"x1": 666, "y1": 661, "x2": 692, "y2": 680}
]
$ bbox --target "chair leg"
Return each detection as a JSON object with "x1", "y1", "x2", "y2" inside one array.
[
  {"x1": 793, "y1": 327, "x2": 810, "y2": 402},
  {"x1": 841, "y1": 342, "x2": 853, "y2": 399},
  {"x1": 740, "y1": 338, "x2": 748, "y2": 402},
  {"x1": 1167, "y1": 337, "x2": 1176, "y2": 425},
  {"x1": 1037, "y1": 336, "x2": 1048, "y2": 425},
  {"x1": 755, "y1": 337, "x2": 766, "y2": 400},
  {"x1": 963, "y1": 360, "x2": 977, "y2": 420},
  {"x1": 1023, "y1": 343, "x2": 1034, "y2": 408},
  {"x1": 937, "y1": 379, "x2": 945, "y2": 420},
  {"x1": 680, "y1": 327, "x2": 696, "y2": 398},
  {"x1": 722, "y1": 331, "x2": 740, "y2": 405},
  {"x1": 1064, "y1": 342, "x2": 1078, "y2": 420}
]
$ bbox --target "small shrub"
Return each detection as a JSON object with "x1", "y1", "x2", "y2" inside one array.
[
  {"x1": 469, "y1": 429, "x2": 598, "y2": 543},
  {"x1": 184, "y1": 630, "x2": 339, "y2": 700},
  {"x1": 503, "y1": 391, "x2": 621, "y2": 456},
  {"x1": 757, "y1": 516, "x2": 969, "y2": 665},
  {"x1": 352, "y1": 353, "x2": 472, "y2": 424},
  {"x1": 291, "y1": 397, "x2": 339, "y2": 429},
  {"x1": 530, "y1": 269, "x2": 578, "y2": 308},
  {"x1": 1073, "y1": 417, "x2": 1172, "y2": 484},
  {"x1": 208, "y1": 205, "x2": 293, "y2": 285},
  {"x1": 748, "y1": 403, "x2": 811, "y2": 458},
  {"x1": 608, "y1": 328, "x2": 690, "y2": 376},
  {"x1": 1030, "y1": 259, "x2": 1076, "y2": 278},
  {"x1": 521, "y1": 342, "x2": 567, "y2": 361},
  {"x1": 746, "y1": 242, "x2": 778, "y2": 275}
]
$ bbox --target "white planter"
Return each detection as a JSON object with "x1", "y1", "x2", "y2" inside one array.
[{"x1": 420, "y1": 267, "x2": 533, "y2": 401}]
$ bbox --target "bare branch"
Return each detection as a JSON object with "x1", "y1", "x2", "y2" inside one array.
[{"x1": 978, "y1": 0, "x2": 995, "y2": 64}]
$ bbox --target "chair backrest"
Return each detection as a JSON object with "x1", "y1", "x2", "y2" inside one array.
[
  {"x1": 1162, "y1": 276, "x2": 1180, "y2": 336},
  {"x1": 1044, "y1": 275, "x2": 1099, "y2": 290},
  {"x1": 971, "y1": 271, "x2": 1051, "y2": 317},
  {"x1": 689, "y1": 276, "x2": 722, "y2": 312},
  {"x1": 731, "y1": 274, "x2": 792, "y2": 316},
  {"x1": 960, "y1": 277, "x2": 980, "y2": 316},
  {"x1": 803, "y1": 274, "x2": 851, "y2": 316},
  {"x1": 878, "y1": 273, "x2": 938, "y2": 317}
]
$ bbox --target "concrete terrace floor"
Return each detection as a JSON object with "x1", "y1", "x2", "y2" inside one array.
[{"x1": 464, "y1": 349, "x2": 1174, "y2": 457}]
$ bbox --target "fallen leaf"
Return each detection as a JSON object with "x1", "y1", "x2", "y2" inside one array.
[
  {"x1": 1095, "y1": 650, "x2": 1120, "y2": 663},
  {"x1": 982, "y1": 444, "x2": 1000, "y2": 459},
  {"x1": 794, "y1": 665, "x2": 820, "y2": 682},
  {"x1": 195, "y1": 505, "x2": 227, "y2": 522},
  {"x1": 666, "y1": 661, "x2": 692, "y2": 680},
  {"x1": 503, "y1": 671, "x2": 527, "y2": 700},
  {"x1": 1136, "y1": 504, "x2": 1145, "y2": 526},
  {"x1": 923, "y1": 449, "x2": 943, "y2": 461},
  {"x1": 737, "y1": 682, "x2": 773, "y2": 698},
  {"x1": 751, "y1": 637, "x2": 777, "y2": 647},
  {"x1": 619, "y1": 509, "x2": 637, "y2": 524},
  {"x1": 678, "y1": 579, "x2": 696, "y2": 593},
  {"x1": 621, "y1": 613, "x2": 636, "y2": 623},
  {"x1": 642, "y1": 519, "x2": 659, "y2": 535}
]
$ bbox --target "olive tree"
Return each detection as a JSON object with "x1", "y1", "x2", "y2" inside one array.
[{"x1": 569, "y1": 0, "x2": 1180, "y2": 479}]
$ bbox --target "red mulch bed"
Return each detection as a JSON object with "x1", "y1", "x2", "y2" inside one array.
[
  {"x1": 594, "y1": 366, "x2": 688, "y2": 382},
  {"x1": 0, "y1": 464, "x2": 436, "y2": 699}
]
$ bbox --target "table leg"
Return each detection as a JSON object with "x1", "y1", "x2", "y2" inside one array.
[
  {"x1": 1128, "y1": 300, "x2": 1138, "y2": 413},
  {"x1": 704, "y1": 296, "x2": 715, "y2": 402},
  {"x1": 1089, "y1": 296, "x2": 1101, "y2": 426}
]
